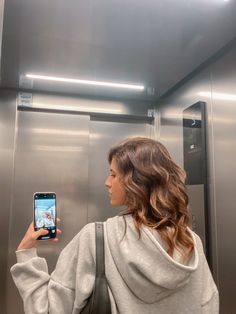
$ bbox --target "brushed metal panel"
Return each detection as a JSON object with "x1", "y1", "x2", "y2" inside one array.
[
  {"x1": 158, "y1": 42, "x2": 236, "y2": 313},
  {"x1": 210, "y1": 45, "x2": 236, "y2": 314},
  {"x1": 0, "y1": 89, "x2": 17, "y2": 314},
  {"x1": 88, "y1": 117, "x2": 152, "y2": 222},
  {"x1": 6, "y1": 110, "x2": 90, "y2": 314},
  {"x1": 31, "y1": 92, "x2": 154, "y2": 117}
]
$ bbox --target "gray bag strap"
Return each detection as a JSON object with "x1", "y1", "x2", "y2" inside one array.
[
  {"x1": 81, "y1": 222, "x2": 111, "y2": 314},
  {"x1": 95, "y1": 222, "x2": 106, "y2": 277},
  {"x1": 92, "y1": 222, "x2": 111, "y2": 314}
]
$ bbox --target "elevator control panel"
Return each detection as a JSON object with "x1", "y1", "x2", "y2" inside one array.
[
  {"x1": 183, "y1": 101, "x2": 207, "y2": 185},
  {"x1": 183, "y1": 101, "x2": 209, "y2": 262}
]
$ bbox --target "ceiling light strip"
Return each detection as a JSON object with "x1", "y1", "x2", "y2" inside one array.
[{"x1": 26, "y1": 74, "x2": 144, "y2": 91}]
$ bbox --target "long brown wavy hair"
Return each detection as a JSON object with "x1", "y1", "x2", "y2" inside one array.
[{"x1": 108, "y1": 137, "x2": 194, "y2": 259}]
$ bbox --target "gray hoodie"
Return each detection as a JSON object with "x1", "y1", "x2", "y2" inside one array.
[{"x1": 11, "y1": 215, "x2": 219, "y2": 314}]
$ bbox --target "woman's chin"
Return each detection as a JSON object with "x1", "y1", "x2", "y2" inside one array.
[
  {"x1": 110, "y1": 199, "x2": 119, "y2": 206},
  {"x1": 110, "y1": 200, "x2": 124, "y2": 207}
]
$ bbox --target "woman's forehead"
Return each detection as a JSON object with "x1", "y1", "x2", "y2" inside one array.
[{"x1": 110, "y1": 158, "x2": 118, "y2": 170}]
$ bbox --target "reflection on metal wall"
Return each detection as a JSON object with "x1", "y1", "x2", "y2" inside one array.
[
  {"x1": 210, "y1": 46, "x2": 236, "y2": 313},
  {"x1": 3, "y1": 93, "x2": 153, "y2": 314},
  {"x1": 158, "y1": 43, "x2": 236, "y2": 313},
  {"x1": 28, "y1": 92, "x2": 153, "y2": 117},
  {"x1": 0, "y1": 89, "x2": 17, "y2": 314}
]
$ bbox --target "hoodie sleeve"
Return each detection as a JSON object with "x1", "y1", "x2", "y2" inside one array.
[{"x1": 10, "y1": 223, "x2": 96, "y2": 314}]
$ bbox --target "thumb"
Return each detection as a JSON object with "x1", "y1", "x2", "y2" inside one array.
[{"x1": 33, "y1": 228, "x2": 49, "y2": 240}]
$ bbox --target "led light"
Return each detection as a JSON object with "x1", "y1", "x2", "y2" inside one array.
[{"x1": 26, "y1": 74, "x2": 145, "y2": 91}]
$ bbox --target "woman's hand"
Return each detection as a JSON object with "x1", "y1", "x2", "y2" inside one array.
[{"x1": 17, "y1": 219, "x2": 62, "y2": 251}]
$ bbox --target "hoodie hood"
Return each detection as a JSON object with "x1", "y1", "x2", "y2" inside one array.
[{"x1": 106, "y1": 215, "x2": 199, "y2": 303}]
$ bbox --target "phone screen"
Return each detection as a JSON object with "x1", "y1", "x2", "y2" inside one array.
[{"x1": 34, "y1": 192, "x2": 57, "y2": 240}]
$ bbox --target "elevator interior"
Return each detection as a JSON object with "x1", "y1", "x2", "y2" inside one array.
[{"x1": 1, "y1": 0, "x2": 236, "y2": 313}]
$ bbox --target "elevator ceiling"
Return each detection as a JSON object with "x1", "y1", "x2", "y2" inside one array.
[{"x1": 1, "y1": 0, "x2": 236, "y2": 100}]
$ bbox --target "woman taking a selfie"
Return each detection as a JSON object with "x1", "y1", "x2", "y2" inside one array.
[{"x1": 11, "y1": 137, "x2": 219, "y2": 313}]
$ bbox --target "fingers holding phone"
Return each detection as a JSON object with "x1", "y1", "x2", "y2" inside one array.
[
  {"x1": 17, "y1": 219, "x2": 62, "y2": 251},
  {"x1": 17, "y1": 223, "x2": 47, "y2": 250}
]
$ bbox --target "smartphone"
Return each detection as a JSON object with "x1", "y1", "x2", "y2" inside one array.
[{"x1": 33, "y1": 192, "x2": 57, "y2": 240}]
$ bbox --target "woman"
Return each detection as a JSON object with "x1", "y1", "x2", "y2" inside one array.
[{"x1": 11, "y1": 137, "x2": 219, "y2": 313}]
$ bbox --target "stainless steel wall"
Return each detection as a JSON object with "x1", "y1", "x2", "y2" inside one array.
[
  {"x1": 0, "y1": 89, "x2": 17, "y2": 314},
  {"x1": 158, "y1": 43, "x2": 236, "y2": 313},
  {"x1": 6, "y1": 109, "x2": 90, "y2": 314},
  {"x1": 2, "y1": 91, "x2": 153, "y2": 314},
  {"x1": 210, "y1": 47, "x2": 236, "y2": 313},
  {"x1": 26, "y1": 92, "x2": 154, "y2": 117}
]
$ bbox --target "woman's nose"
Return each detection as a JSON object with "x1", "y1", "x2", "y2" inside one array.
[
  {"x1": 105, "y1": 179, "x2": 107, "y2": 187},
  {"x1": 105, "y1": 176, "x2": 111, "y2": 188}
]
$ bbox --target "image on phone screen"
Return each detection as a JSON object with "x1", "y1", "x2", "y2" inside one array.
[{"x1": 34, "y1": 192, "x2": 57, "y2": 239}]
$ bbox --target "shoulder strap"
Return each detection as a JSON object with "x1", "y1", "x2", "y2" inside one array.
[
  {"x1": 81, "y1": 222, "x2": 111, "y2": 314},
  {"x1": 95, "y1": 222, "x2": 105, "y2": 277},
  {"x1": 93, "y1": 222, "x2": 111, "y2": 314}
]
